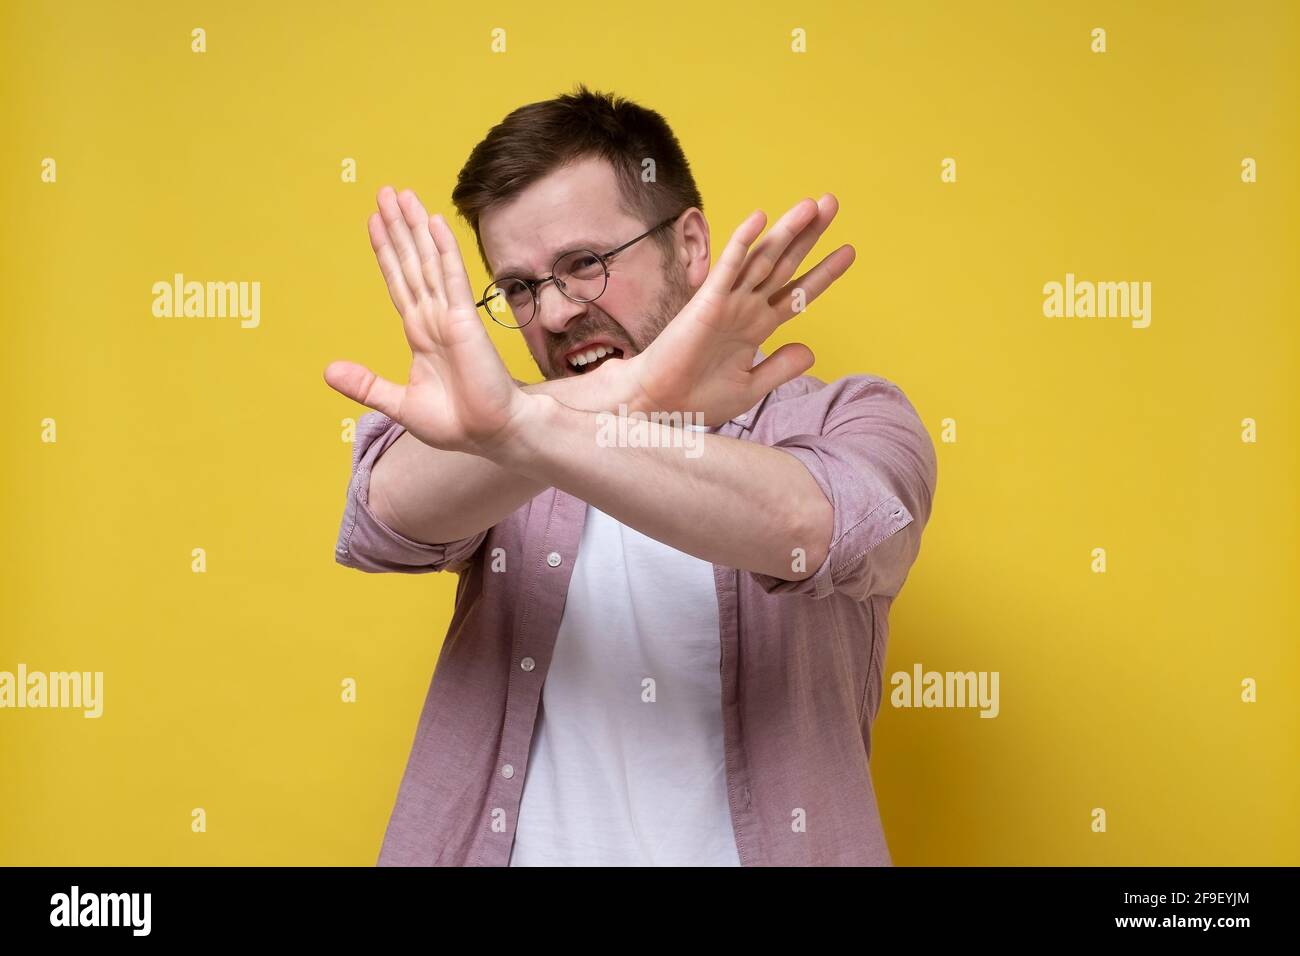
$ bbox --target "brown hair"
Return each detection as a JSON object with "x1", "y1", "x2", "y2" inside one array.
[{"x1": 451, "y1": 83, "x2": 703, "y2": 274}]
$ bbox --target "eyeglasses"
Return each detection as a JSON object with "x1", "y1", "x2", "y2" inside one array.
[{"x1": 476, "y1": 212, "x2": 683, "y2": 329}]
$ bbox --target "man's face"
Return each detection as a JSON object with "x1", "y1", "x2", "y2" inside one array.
[{"x1": 478, "y1": 155, "x2": 695, "y2": 380}]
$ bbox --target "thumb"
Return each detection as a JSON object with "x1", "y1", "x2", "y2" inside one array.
[
  {"x1": 748, "y1": 342, "x2": 814, "y2": 399},
  {"x1": 323, "y1": 360, "x2": 406, "y2": 421}
]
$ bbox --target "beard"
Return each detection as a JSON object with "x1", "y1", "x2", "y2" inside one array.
[{"x1": 537, "y1": 257, "x2": 693, "y2": 380}]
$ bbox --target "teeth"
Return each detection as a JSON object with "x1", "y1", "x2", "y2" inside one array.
[{"x1": 568, "y1": 345, "x2": 613, "y2": 368}]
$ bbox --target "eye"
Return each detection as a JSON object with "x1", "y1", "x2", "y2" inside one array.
[
  {"x1": 564, "y1": 253, "x2": 604, "y2": 280},
  {"x1": 497, "y1": 279, "x2": 531, "y2": 305}
]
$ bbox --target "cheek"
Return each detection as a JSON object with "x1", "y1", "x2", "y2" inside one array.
[
  {"x1": 605, "y1": 273, "x2": 657, "y2": 325},
  {"x1": 520, "y1": 327, "x2": 550, "y2": 366}
]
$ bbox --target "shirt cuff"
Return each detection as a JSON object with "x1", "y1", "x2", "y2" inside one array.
[{"x1": 334, "y1": 412, "x2": 486, "y2": 574}]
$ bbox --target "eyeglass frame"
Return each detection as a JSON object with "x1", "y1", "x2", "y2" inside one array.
[{"x1": 475, "y1": 211, "x2": 685, "y2": 329}]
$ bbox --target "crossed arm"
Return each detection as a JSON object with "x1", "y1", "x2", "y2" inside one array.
[
  {"x1": 369, "y1": 393, "x2": 832, "y2": 580},
  {"x1": 325, "y1": 187, "x2": 857, "y2": 581}
]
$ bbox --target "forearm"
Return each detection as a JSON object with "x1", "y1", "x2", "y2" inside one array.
[
  {"x1": 369, "y1": 376, "x2": 619, "y2": 545},
  {"x1": 489, "y1": 395, "x2": 833, "y2": 579}
]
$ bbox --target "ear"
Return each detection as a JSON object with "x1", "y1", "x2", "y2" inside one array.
[{"x1": 676, "y1": 208, "x2": 711, "y2": 290}]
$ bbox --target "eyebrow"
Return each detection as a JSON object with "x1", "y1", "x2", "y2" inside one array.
[{"x1": 492, "y1": 239, "x2": 611, "y2": 282}]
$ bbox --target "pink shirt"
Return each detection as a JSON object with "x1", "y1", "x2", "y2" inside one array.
[{"x1": 334, "y1": 373, "x2": 939, "y2": 865}]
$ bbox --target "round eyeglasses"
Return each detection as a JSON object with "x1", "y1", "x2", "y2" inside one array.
[{"x1": 476, "y1": 213, "x2": 683, "y2": 329}]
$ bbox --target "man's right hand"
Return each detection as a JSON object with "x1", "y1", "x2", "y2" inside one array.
[
  {"x1": 322, "y1": 186, "x2": 638, "y2": 547},
  {"x1": 327, "y1": 186, "x2": 634, "y2": 428}
]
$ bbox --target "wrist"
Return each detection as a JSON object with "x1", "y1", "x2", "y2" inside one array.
[
  {"x1": 522, "y1": 364, "x2": 636, "y2": 415},
  {"x1": 478, "y1": 392, "x2": 564, "y2": 472}
]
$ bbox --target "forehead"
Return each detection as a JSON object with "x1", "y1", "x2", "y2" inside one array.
[{"x1": 479, "y1": 154, "x2": 640, "y2": 278}]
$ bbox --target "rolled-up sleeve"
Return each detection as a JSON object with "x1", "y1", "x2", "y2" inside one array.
[
  {"x1": 334, "y1": 412, "x2": 487, "y2": 574},
  {"x1": 750, "y1": 377, "x2": 938, "y2": 602}
]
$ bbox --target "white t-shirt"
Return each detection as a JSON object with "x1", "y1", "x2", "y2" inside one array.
[{"x1": 507, "y1": 503, "x2": 741, "y2": 866}]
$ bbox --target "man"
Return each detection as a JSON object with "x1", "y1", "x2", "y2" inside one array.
[{"x1": 324, "y1": 85, "x2": 938, "y2": 866}]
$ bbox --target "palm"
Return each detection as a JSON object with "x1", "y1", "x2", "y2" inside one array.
[
  {"x1": 624, "y1": 194, "x2": 856, "y2": 426},
  {"x1": 631, "y1": 305, "x2": 760, "y2": 418},
  {"x1": 324, "y1": 187, "x2": 526, "y2": 456},
  {"x1": 394, "y1": 304, "x2": 516, "y2": 451}
]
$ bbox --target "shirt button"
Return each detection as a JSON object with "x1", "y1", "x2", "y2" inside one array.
[
  {"x1": 546, "y1": 551, "x2": 562, "y2": 567},
  {"x1": 737, "y1": 413, "x2": 748, "y2": 422},
  {"x1": 501, "y1": 763, "x2": 514, "y2": 779},
  {"x1": 520, "y1": 657, "x2": 536, "y2": 672}
]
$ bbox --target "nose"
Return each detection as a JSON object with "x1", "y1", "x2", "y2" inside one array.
[{"x1": 533, "y1": 279, "x2": 588, "y2": 334}]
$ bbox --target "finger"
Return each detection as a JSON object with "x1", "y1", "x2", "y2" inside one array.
[
  {"x1": 368, "y1": 211, "x2": 416, "y2": 315},
  {"x1": 756, "y1": 193, "x2": 839, "y2": 295},
  {"x1": 700, "y1": 209, "x2": 766, "y2": 300},
  {"x1": 427, "y1": 213, "x2": 478, "y2": 311},
  {"x1": 736, "y1": 197, "x2": 819, "y2": 291},
  {"x1": 766, "y1": 243, "x2": 857, "y2": 329},
  {"x1": 377, "y1": 186, "x2": 431, "y2": 302},
  {"x1": 397, "y1": 190, "x2": 446, "y2": 304},
  {"x1": 323, "y1": 360, "x2": 407, "y2": 421},
  {"x1": 747, "y1": 342, "x2": 815, "y2": 397}
]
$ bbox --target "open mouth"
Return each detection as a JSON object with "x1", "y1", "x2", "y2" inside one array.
[{"x1": 565, "y1": 343, "x2": 624, "y2": 375}]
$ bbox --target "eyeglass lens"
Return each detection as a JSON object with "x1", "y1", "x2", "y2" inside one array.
[{"x1": 481, "y1": 250, "x2": 609, "y2": 328}]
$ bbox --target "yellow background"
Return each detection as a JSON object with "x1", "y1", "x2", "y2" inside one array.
[{"x1": 2, "y1": 0, "x2": 1296, "y2": 865}]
